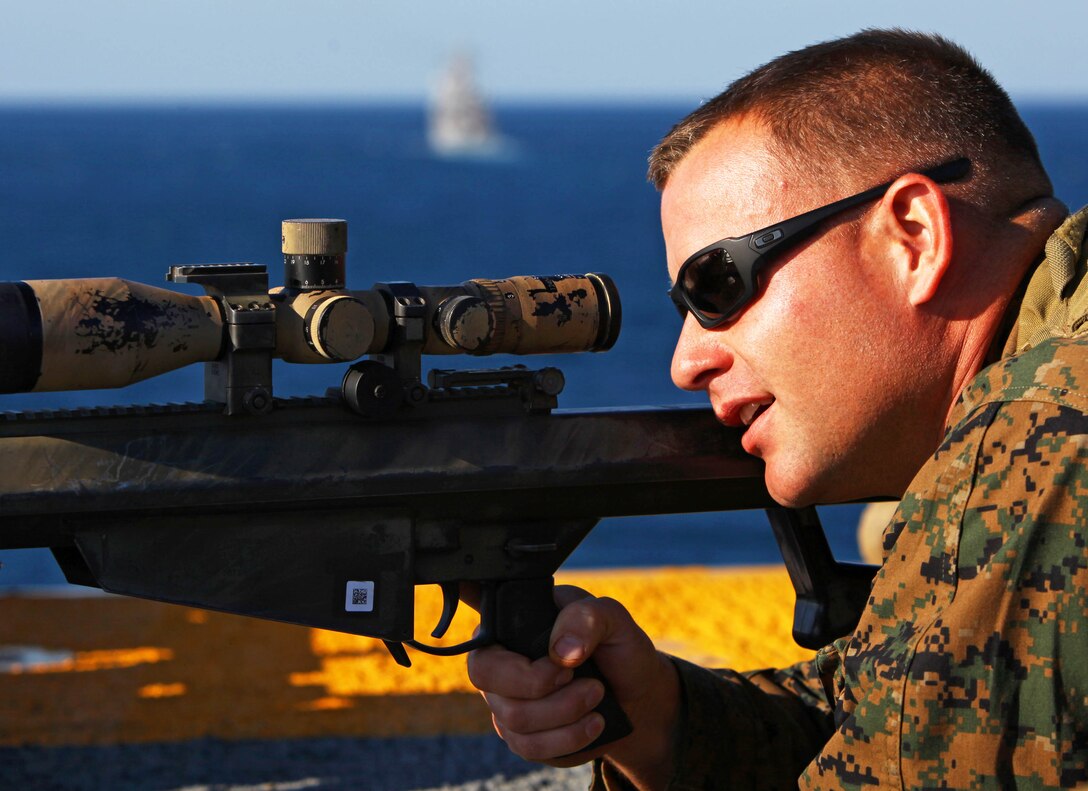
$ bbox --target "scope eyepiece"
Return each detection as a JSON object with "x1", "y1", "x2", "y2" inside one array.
[{"x1": 422, "y1": 273, "x2": 621, "y2": 357}]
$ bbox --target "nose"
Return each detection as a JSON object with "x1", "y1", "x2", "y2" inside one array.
[{"x1": 670, "y1": 313, "x2": 733, "y2": 391}]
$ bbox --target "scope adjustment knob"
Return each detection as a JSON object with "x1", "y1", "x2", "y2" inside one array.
[
  {"x1": 341, "y1": 360, "x2": 404, "y2": 418},
  {"x1": 435, "y1": 295, "x2": 493, "y2": 353},
  {"x1": 304, "y1": 295, "x2": 374, "y2": 361},
  {"x1": 282, "y1": 219, "x2": 348, "y2": 291}
]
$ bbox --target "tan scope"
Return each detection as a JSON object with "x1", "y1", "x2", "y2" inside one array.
[{"x1": 0, "y1": 272, "x2": 620, "y2": 394}]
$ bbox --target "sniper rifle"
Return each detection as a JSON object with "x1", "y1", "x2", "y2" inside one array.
[{"x1": 0, "y1": 219, "x2": 876, "y2": 750}]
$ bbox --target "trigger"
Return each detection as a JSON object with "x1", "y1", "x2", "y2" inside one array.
[
  {"x1": 383, "y1": 640, "x2": 412, "y2": 668},
  {"x1": 431, "y1": 582, "x2": 460, "y2": 639}
]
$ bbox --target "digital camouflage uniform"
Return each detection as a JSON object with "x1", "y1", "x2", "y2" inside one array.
[{"x1": 593, "y1": 207, "x2": 1088, "y2": 790}]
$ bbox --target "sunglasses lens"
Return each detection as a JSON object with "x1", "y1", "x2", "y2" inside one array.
[{"x1": 681, "y1": 249, "x2": 744, "y2": 322}]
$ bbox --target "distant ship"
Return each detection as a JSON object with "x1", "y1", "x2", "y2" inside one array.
[{"x1": 427, "y1": 53, "x2": 508, "y2": 158}]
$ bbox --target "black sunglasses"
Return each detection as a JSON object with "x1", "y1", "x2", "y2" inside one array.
[{"x1": 668, "y1": 157, "x2": 972, "y2": 328}]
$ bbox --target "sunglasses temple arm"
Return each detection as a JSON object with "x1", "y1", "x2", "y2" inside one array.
[
  {"x1": 769, "y1": 183, "x2": 892, "y2": 244},
  {"x1": 922, "y1": 157, "x2": 971, "y2": 184},
  {"x1": 763, "y1": 157, "x2": 972, "y2": 247}
]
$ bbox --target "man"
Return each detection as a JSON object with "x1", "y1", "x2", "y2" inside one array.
[{"x1": 468, "y1": 30, "x2": 1088, "y2": 789}]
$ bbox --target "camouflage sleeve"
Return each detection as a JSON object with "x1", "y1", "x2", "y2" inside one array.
[
  {"x1": 891, "y1": 397, "x2": 1088, "y2": 788},
  {"x1": 592, "y1": 654, "x2": 835, "y2": 790}
]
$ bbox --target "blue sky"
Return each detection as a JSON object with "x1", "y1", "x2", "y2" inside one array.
[{"x1": 1, "y1": 1, "x2": 1084, "y2": 103}]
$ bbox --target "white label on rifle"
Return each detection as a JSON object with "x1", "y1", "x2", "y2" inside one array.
[{"x1": 345, "y1": 581, "x2": 375, "y2": 612}]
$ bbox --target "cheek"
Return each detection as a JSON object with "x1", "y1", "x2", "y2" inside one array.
[
  {"x1": 754, "y1": 268, "x2": 898, "y2": 429},
  {"x1": 776, "y1": 254, "x2": 887, "y2": 351},
  {"x1": 745, "y1": 275, "x2": 837, "y2": 379}
]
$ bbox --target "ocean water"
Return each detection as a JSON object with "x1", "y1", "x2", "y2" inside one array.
[{"x1": 1, "y1": 102, "x2": 1086, "y2": 587}]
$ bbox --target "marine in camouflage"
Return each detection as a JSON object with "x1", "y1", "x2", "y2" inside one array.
[{"x1": 593, "y1": 207, "x2": 1088, "y2": 789}]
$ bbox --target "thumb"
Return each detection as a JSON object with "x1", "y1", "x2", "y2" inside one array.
[{"x1": 549, "y1": 589, "x2": 642, "y2": 670}]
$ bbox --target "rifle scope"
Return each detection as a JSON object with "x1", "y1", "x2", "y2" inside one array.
[{"x1": 0, "y1": 219, "x2": 620, "y2": 396}]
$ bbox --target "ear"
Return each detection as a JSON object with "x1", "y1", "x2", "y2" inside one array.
[{"x1": 871, "y1": 172, "x2": 954, "y2": 306}]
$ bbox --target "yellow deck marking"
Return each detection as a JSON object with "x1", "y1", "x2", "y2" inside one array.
[
  {"x1": 0, "y1": 566, "x2": 811, "y2": 746},
  {"x1": 137, "y1": 682, "x2": 187, "y2": 698},
  {"x1": 294, "y1": 696, "x2": 355, "y2": 712},
  {"x1": 2, "y1": 647, "x2": 174, "y2": 675}
]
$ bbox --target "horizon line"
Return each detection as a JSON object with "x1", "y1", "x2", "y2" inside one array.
[{"x1": 0, "y1": 93, "x2": 1085, "y2": 108}]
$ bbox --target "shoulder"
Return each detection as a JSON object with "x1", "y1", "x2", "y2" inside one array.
[
  {"x1": 919, "y1": 335, "x2": 1088, "y2": 575},
  {"x1": 955, "y1": 333, "x2": 1088, "y2": 426},
  {"x1": 935, "y1": 333, "x2": 1088, "y2": 505},
  {"x1": 895, "y1": 334, "x2": 1088, "y2": 563}
]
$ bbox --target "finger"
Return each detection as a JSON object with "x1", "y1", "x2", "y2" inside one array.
[
  {"x1": 468, "y1": 646, "x2": 574, "y2": 699},
  {"x1": 484, "y1": 676, "x2": 604, "y2": 736},
  {"x1": 494, "y1": 711, "x2": 606, "y2": 763},
  {"x1": 549, "y1": 595, "x2": 635, "y2": 668}
]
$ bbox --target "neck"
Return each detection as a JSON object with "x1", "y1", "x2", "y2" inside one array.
[{"x1": 942, "y1": 196, "x2": 1067, "y2": 425}]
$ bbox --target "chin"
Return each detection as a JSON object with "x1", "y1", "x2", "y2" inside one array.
[
  {"x1": 762, "y1": 457, "x2": 846, "y2": 509},
  {"x1": 767, "y1": 462, "x2": 893, "y2": 508},
  {"x1": 763, "y1": 474, "x2": 820, "y2": 510}
]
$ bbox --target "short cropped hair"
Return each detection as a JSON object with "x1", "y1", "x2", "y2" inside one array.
[{"x1": 649, "y1": 29, "x2": 1051, "y2": 212}]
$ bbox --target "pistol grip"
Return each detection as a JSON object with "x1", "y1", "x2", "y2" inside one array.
[{"x1": 495, "y1": 577, "x2": 633, "y2": 752}]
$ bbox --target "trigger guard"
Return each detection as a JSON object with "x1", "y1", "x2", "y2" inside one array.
[
  {"x1": 404, "y1": 582, "x2": 497, "y2": 657},
  {"x1": 405, "y1": 635, "x2": 492, "y2": 656}
]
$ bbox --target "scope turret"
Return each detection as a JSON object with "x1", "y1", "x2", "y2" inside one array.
[{"x1": 281, "y1": 218, "x2": 348, "y2": 290}]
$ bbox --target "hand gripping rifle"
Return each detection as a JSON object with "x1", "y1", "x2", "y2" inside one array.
[{"x1": 0, "y1": 219, "x2": 875, "y2": 751}]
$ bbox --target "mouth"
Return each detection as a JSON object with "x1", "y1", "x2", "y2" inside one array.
[
  {"x1": 718, "y1": 398, "x2": 779, "y2": 430},
  {"x1": 737, "y1": 398, "x2": 774, "y2": 428}
]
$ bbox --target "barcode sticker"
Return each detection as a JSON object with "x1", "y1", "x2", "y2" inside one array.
[{"x1": 345, "y1": 581, "x2": 375, "y2": 612}]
